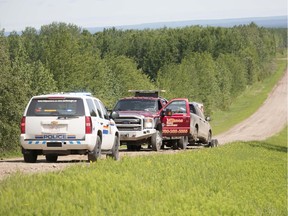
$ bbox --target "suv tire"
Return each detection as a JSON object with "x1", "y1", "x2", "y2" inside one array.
[
  {"x1": 178, "y1": 136, "x2": 188, "y2": 150},
  {"x1": 192, "y1": 126, "x2": 198, "y2": 141},
  {"x1": 23, "y1": 151, "x2": 37, "y2": 163},
  {"x1": 88, "y1": 135, "x2": 102, "y2": 162},
  {"x1": 205, "y1": 131, "x2": 212, "y2": 144},
  {"x1": 107, "y1": 136, "x2": 120, "y2": 160},
  {"x1": 210, "y1": 139, "x2": 218, "y2": 148}
]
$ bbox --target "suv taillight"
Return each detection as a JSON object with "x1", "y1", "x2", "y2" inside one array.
[
  {"x1": 20, "y1": 116, "x2": 26, "y2": 134},
  {"x1": 85, "y1": 116, "x2": 92, "y2": 134}
]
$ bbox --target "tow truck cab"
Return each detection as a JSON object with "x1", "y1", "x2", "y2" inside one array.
[
  {"x1": 160, "y1": 98, "x2": 213, "y2": 149},
  {"x1": 111, "y1": 90, "x2": 167, "y2": 151}
]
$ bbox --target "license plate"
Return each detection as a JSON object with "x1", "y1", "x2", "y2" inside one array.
[{"x1": 47, "y1": 142, "x2": 62, "y2": 147}]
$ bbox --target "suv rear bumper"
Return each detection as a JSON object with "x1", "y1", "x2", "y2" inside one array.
[
  {"x1": 119, "y1": 129, "x2": 156, "y2": 141},
  {"x1": 20, "y1": 134, "x2": 97, "y2": 152}
]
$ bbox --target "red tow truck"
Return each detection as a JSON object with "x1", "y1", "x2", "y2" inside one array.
[{"x1": 160, "y1": 98, "x2": 218, "y2": 149}]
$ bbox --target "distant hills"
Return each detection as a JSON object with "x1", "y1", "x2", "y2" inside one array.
[
  {"x1": 85, "y1": 16, "x2": 287, "y2": 33},
  {"x1": 3, "y1": 16, "x2": 287, "y2": 36}
]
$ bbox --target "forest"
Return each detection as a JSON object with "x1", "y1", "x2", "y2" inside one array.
[{"x1": 0, "y1": 22, "x2": 287, "y2": 153}]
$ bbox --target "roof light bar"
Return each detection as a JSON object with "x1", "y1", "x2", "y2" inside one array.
[{"x1": 128, "y1": 90, "x2": 166, "y2": 98}]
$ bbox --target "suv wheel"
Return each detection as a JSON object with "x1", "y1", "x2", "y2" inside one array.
[
  {"x1": 23, "y1": 151, "x2": 37, "y2": 163},
  {"x1": 192, "y1": 126, "x2": 198, "y2": 141},
  {"x1": 107, "y1": 135, "x2": 120, "y2": 160},
  {"x1": 210, "y1": 139, "x2": 218, "y2": 148},
  {"x1": 151, "y1": 130, "x2": 162, "y2": 151},
  {"x1": 178, "y1": 136, "x2": 188, "y2": 150},
  {"x1": 205, "y1": 131, "x2": 212, "y2": 144},
  {"x1": 45, "y1": 155, "x2": 58, "y2": 162},
  {"x1": 88, "y1": 135, "x2": 102, "y2": 162}
]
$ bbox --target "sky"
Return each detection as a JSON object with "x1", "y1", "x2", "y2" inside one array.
[{"x1": 0, "y1": 0, "x2": 287, "y2": 32}]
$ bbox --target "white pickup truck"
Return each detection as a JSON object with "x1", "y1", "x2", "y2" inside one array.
[{"x1": 160, "y1": 98, "x2": 218, "y2": 149}]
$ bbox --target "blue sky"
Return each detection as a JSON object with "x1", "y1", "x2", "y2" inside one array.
[{"x1": 0, "y1": 0, "x2": 287, "y2": 32}]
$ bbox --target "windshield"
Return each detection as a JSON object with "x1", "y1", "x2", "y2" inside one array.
[
  {"x1": 26, "y1": 98, "x2": 85, "y2": 116},
  {"x1": 114, "y1": 99, "x2": 157, "y2": 112},
  {"x1": 166, "y1": 100, "x2": 187, "y2": 114}
]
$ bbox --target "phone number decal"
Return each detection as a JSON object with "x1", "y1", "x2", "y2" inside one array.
[{"x1": 163, "y1": 129, "x2": 188, "y2": 134}]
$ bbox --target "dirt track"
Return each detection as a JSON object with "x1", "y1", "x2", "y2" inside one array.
[
  {"x1": 0, "y1": 68, "x2": 287, "y2": 181},
  {"x1": 216, "y1": 68, "x2": 287, "y2": 144}
]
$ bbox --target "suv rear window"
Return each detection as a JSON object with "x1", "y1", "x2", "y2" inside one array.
[{"x1": 26, "y1": 98, "x2": 85, "y2": 116}]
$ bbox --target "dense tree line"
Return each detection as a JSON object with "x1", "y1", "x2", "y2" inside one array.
[{"x1": 0, "y1": 22, "x2": 286, "y2": 152}]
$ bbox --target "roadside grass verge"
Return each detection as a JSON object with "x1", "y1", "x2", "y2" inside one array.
[
  {"x1": 0, "y1": 149, "x2": 21, "y2": 160},
  {"x1": 211, "y1": 56, "x2": 287, "y2": 135},
  {"x1": 0, "y1": 127, "x2": 287, "y2": 215}
]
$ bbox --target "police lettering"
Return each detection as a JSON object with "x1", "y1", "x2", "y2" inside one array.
[{"x1": 43, "y1": 134, "x2": 66, "y2": 139}]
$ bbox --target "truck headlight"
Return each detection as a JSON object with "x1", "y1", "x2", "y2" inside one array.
[{"x1": 144, "y1": 118, "x2": 153, "y2": 129}]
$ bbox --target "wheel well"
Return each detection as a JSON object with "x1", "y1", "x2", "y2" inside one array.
[
  {"x1": 97, "y1": 130, "x2": 102, "y2": 141},
  {"x1": 154, "y1": 118, "x2": 162, "y2": 131},
  {"x1": 156, "y1": 123, "x2": 162, "y2": 131}
]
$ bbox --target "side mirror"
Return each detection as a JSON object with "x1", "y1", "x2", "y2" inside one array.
[
  {"x1": 110, "y1": 111, "x2": 119, "y2": 120},
  {"x1": 107, "y1": 109, "x2": 112, "y2": 116}
]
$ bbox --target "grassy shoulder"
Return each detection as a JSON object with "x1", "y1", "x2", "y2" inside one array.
[
  {"x1": 211, "y1": 56, "x2": 287, "y2": 135},
  {"x1": 0, "y1": 148, "x2": 21, "y2": 160},
  {"x1": 0, "y1": 127, "x2": 287, "y2": 215}
]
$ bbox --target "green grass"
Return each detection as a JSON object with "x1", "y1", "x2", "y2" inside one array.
[
  {"x1": 0, "y1": 148, "x2": 21, "y2": 160},
  {"x1": 211, "y1": 57, "x2": 287, "y2": 135},
  {"x1": 0, "y1": 127, "x2": 287, "y2": 215}
]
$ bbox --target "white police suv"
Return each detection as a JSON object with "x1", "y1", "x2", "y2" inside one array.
[{"x1": 20, "y1": 92, "x2": 119, "y2": 163}]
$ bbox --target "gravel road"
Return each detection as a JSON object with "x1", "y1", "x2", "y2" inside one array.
[
  {"x1": 215, "y1": 68, "x2": 287, "y2": 144},
  {"x1": 0, "y1": 69, "x2": 287, "y2": 181}
]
